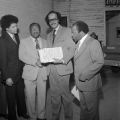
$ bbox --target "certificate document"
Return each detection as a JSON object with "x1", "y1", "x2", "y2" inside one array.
[
  {"x1": 39, "y1": 47, "x2": 63, "y2": 63},
  {"x1": 71, "y1": 85, "x2": 80, "y2": 101}
]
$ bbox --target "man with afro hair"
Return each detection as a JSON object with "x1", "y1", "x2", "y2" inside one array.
[{"x1": 0, "y1": 14, "x2": 29, "y2": 120}]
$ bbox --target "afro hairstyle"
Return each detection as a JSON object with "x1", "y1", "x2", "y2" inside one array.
[{"x1": 1, "y1": 14, "x2": 18, "y2": 31}]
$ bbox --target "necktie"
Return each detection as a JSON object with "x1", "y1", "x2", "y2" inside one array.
[
  {"x1": 35, "y1": 39, "x2": 41, "y2": 61},
  {"x1": 12, "y1": 35, "x2": 17, "y2": 44},
  {"x1": 35, "y1": 39, "x2": 40, "y2": 49},
  {"x1": 52, "y1": 29, "x2": 56, "y2": 45}
]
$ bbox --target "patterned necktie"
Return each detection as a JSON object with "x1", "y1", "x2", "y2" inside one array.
[
  {"x1": 35, "y1": 38, "x2": 41, "y2": 60},
  {"x1": 52, "y1": 29, "x2": 56, "y2": 45},
  {"x1": 35, "y1": 39, "x2": 40, "y2": 49}
]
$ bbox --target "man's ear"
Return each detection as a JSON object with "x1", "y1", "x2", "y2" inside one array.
[
  {"x1": 6, "y1": 27, "x2": 10, "y2": 33},
  {"x1": 6, "y1": 28, "x2": 9, "y2": 31},
  {"x1": 80, "y1": 31, "x2": 84, "y2": 35}
]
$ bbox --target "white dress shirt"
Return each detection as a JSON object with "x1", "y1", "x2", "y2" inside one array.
[
  {"x1": 30, "y1": 36, "x2": 42, "y2": 48},
  {"x1": 75, "y1": 34, "x2": 88, "y2": 55},
  {"x1": 54, "y1": 25, "x2": 60, "y2": 35},
  {"x1": 7, "y1": 32, "x2": 17, "y2": 44},
  {"x1": 77, "y1": 34, "x2": 88, "y2": 51}
]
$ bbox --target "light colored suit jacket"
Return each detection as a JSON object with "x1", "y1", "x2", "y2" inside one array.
[
  {"x1": 19, "y1": 36, "x2": 48, "y2": 81},
  {"x1": 47, "y1": 25, "x2": 75, "y2": 75},
  {"x1": 74, "y1": 35, "x2": 104, "y2": 91}
]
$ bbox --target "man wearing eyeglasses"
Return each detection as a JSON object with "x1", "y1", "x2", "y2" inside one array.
[{"x1": 45, "y1": 11, "x2": 75, "y2": 120}]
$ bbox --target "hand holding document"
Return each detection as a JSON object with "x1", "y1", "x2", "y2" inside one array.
[{"x1": 39, "y1": 47, "x2": 63, "y2": 63}]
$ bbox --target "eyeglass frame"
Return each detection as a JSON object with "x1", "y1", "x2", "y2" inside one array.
[{"x1": 48, "y1": 18, "x2": 58, "y2": 22}]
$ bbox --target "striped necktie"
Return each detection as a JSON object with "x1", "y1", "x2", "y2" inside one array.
[{"x1": 35, "y1": 39, "x2": 40, "y2": 49}]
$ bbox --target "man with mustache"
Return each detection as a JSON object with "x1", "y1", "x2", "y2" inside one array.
[
  {"x1": 71, "y1": 20, "x2": 104, "y2": 120},
  {"x1": 45, "y1": 11, "x2": 75, "y2": 120},
  {"x1": 19, "y1": 23, "x2": 47, "y2": 120}
]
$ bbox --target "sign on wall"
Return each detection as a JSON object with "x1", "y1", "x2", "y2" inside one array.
[{"x1": 105, "y1": 0, "x2": 120, "y2": 6}]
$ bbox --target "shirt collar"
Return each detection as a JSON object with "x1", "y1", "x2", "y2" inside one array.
[
  {"x1": 30, "y1": 36, "x2": 42, "y2": 41},
  {"x1": 30, "y1": 36, "x2": 42, "y2": 47},
  {"x1": 78, "y1": 34, "x2": 88, "y2": 48},
  {"x1": 81, "y1": 34, "x2": 88, "y2": 43},
  {"x1": 7, "y1": 32, "x2": 15, "y2": 39},
  {"x1": 54, "y1": 25, "x2": 60, "y2": 35}
]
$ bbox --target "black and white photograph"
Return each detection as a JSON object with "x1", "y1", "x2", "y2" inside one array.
[{"x1": 0, "y1": 0, "x2": 120, "y2": 120}]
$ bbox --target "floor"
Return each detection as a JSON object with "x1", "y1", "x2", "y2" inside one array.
[
  {"x1": 46, "y1": 66, "x2": 120, "y2": 120},
  {"x1": 99, "y1": 66, "x2": 120, "y2": 120},
  {"x1": 0, "y1": 66, "x2": 120, "y2": 120}
]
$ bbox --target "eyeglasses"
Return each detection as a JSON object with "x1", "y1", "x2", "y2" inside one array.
[{"x1": 48, "y1": 18, "x2": 58, "y2": 22}]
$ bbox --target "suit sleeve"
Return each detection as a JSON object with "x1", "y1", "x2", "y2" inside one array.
[
  {"x1": 0, "y1": 38, "x2": 18, "y2": 83},
  {"x1": 19, "y1": 39, "x2": 37, "y2": 66},
  {"x1": 80, "y1": 40, "x2": 104, "y2": 81},
  {"x1": 62, "y1": 28, "x2": 75, "y2": 64},
  {"x1": 0, "y1": 38, "x2": 7, "y2": 80}
]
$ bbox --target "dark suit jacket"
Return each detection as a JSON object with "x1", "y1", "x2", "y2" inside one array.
[{"x1": 0, "y1": 31, "x2": 24, "y2": 84}]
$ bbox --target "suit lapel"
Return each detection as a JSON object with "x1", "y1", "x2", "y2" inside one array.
[
  {"x1": 49, "y1": 25, "x2": 63, "y2": 47},
  {"x1": 38, "y1": 38, "x2": 44, "y2": 48},
  {"x1": 41, "y1": 39, "x2": 47, "y2": 48},
  {"x1": 54, "y1": 26, "x2": 62, "y2": 42},
  {"x1": 74, "y1": 35, "x2": 91, "y2": 61},
  {"x1": 52, "y1": 25, "x2": 63, "y2": 46},
  {"x1": 4, "y1": 32, "x2": 18, "y2": 46},
  {"x1": 75, "y1": 40, "x2": 80, "y2": 55},
  {"x1": 14, "y1": 34, "x2": 20, "y2": 45}
]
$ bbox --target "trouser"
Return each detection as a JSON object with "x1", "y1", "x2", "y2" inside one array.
[
  {"x1": 6, "y1": 79, "x2": 27, "y2": 120},
  {"x1": 48, "y1": 67, "x2": 73, "y2": 120},
  {"x1": 24, "y1": 74, "x2": 46, "y2": 119},
  {"x1": 79, "y1": 91, "x2": 99, "y2": 120}
]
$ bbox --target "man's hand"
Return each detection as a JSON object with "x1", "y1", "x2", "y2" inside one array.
[
  {"x1": 6, "y1": 78, "x2": 13, "y2": 86},
  {"x1": 53, "y1": 58, "x2": 64, "y2": 64}
]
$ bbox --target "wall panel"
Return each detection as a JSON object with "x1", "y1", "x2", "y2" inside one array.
[
  {"x1": 0, "y1": 0, "x2": 52, "y2": 38},
  {"x1": 53, "y1": 0, "x2": 105, "y2": 45}
]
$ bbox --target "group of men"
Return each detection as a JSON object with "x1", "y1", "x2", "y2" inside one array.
[{"x1": 0, "y1": 10, "x2": 104, "y2": 120}]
